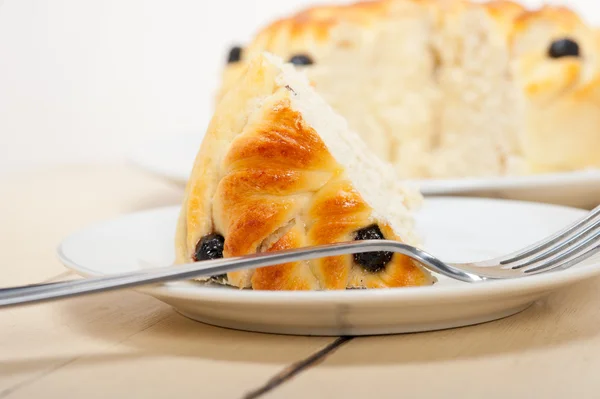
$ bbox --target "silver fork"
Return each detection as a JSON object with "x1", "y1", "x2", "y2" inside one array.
[{"x1": 1, "y1": 205, "x2": 599, "y2": 309}]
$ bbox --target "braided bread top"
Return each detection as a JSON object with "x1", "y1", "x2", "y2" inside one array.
[{"x1": 176, "y1": 54, "x2": 434, "y2": 290}]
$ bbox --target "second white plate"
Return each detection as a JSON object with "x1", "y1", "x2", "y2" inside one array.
[
  {"x1": 57, "y1": 197, "x2": 600, "y2": 336},
  {"x1": 129, "y1": 133, "x2": 600, "y2": 209}
]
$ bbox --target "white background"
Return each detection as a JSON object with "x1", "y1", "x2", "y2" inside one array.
[{"x1": 0, "y1": 0, "x2": 597, "y2": 171}]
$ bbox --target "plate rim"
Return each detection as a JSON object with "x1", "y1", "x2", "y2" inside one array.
[
  {"x1": 56, "y1": 197, "x2": 600, "y2": 305},
  {"x1": 417, "y1": 169, "x2": 600, "y2": 194}
]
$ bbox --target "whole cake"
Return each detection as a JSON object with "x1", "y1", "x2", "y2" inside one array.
[
  {"x1": 175, "y1": 52, "x2": 435, "y2": 290},
  {"x1": 217, "y1": 0, "x2": 600, "y2": 179}
]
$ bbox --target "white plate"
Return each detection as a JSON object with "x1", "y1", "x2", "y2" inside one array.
[
  {"x1": 57, "y1": 197, "x2": 600, "y2": 336},
  {"x1": 128, "y1": 133, "x2": 600, "y2": 209}
]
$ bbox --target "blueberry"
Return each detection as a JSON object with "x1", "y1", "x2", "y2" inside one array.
[
  {"x1": 194, "y1": 233, "x2": 225, "y2": 261},
  {"x1": 289, "y1": 54, "x2": 314, "y2": 66},
  {"x1": 227, "y1": 46, "x2": 242, "y2": 63},
  {"x1": 549, "y1": 38, "x2": 580, "y2": 58},
  {"x1": 353, "y1": 225, "x2": 393, "y2": 273},
  {"x1": 194, "y1": 233, "x2": 226, "y2": 280},
  {"x1": 211, "y1": 273, "x2": 228, "y2": 283}
]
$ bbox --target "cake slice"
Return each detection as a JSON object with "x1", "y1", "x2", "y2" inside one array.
[{"x1": 175, "y1": 52, "x2": 434, "y2": 290}]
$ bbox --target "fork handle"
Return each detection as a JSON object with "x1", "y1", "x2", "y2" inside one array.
[{"x1": 0, "y1": 240, "x2": 456, "y2": 309}]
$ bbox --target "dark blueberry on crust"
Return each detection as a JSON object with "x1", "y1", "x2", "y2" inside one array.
[
  {"x1": 227, "y1": 46, "x2": 243, "y2": 63},
  {"x1": 194, "y1": 233, "x2": 225, "y2": 261},
  {"x1": 548, "y1": 38, "x2": 580, "y2": 58},
  {"x1": 194, "y1": 233, "x2": 226, "y2": 280},
  {"x1": 353, "y1": 225, "x2": 393, "y2": 273},
  {"x1": 211, "y1": 273, "x2": 228, "y2": 283},
  {"x1": 289, "y1": 54, "x2": 314, "y2": 66}
]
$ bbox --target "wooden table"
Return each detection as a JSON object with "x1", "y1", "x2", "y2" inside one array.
[{"x1": 2, "y1": 164, "x2": 600, "y2": 398}]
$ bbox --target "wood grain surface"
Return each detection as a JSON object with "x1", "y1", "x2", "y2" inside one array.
[{"x1": 1, "y1": 164, "x2": 599, "y2": 398}]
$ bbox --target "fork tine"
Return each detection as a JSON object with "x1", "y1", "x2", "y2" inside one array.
[
  {"x1": 509, "y1": 215, "x2": 600, "y2": 269},
  {"x1": 520, "y1": 229, "x2": 600, "y2": 274},
  {"x1": 499, "y1": 205, "x2": 600, "y2": 265},
  {"x1": 521, "y1": 244, "x2": 600, "y2": 276}
]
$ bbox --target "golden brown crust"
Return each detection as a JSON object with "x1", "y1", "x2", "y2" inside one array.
[
  {"x1": 214, "y1": 96, "x2": 338, "y2": 260},
  {"x1": 485, "y1": 0, "x2": 525, "y2": 15},
  {"x1": 253, "y1": 0, "x2": 394, "y2": 48},
  {"x1": 241, "y1": 0, "x2": 529, "y2": 59},
  {"x1": 214, "y1": 96, "x2": 431, "y2": 290},
  {"x1": 251, "y1": 224, "x2": 320, "y2": 291},
  {"x1": 307, "y1": 179, "x2": 371, "y2": 289},
  {"x1": 223, "y1": 103, "x2": 339, "y2": 172},
  {"x1": 176, "y1": 55, "x2": 282, "y2": 264},
  {"x1": 483, "y1": 1, "x2": 526, "y2": 36},
  {"x1": 513, "y1": 5, "x2": 582, "y2": 33},
  {"x1": 177, "y1": 54, "x2": 434, "y2": 290}
]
